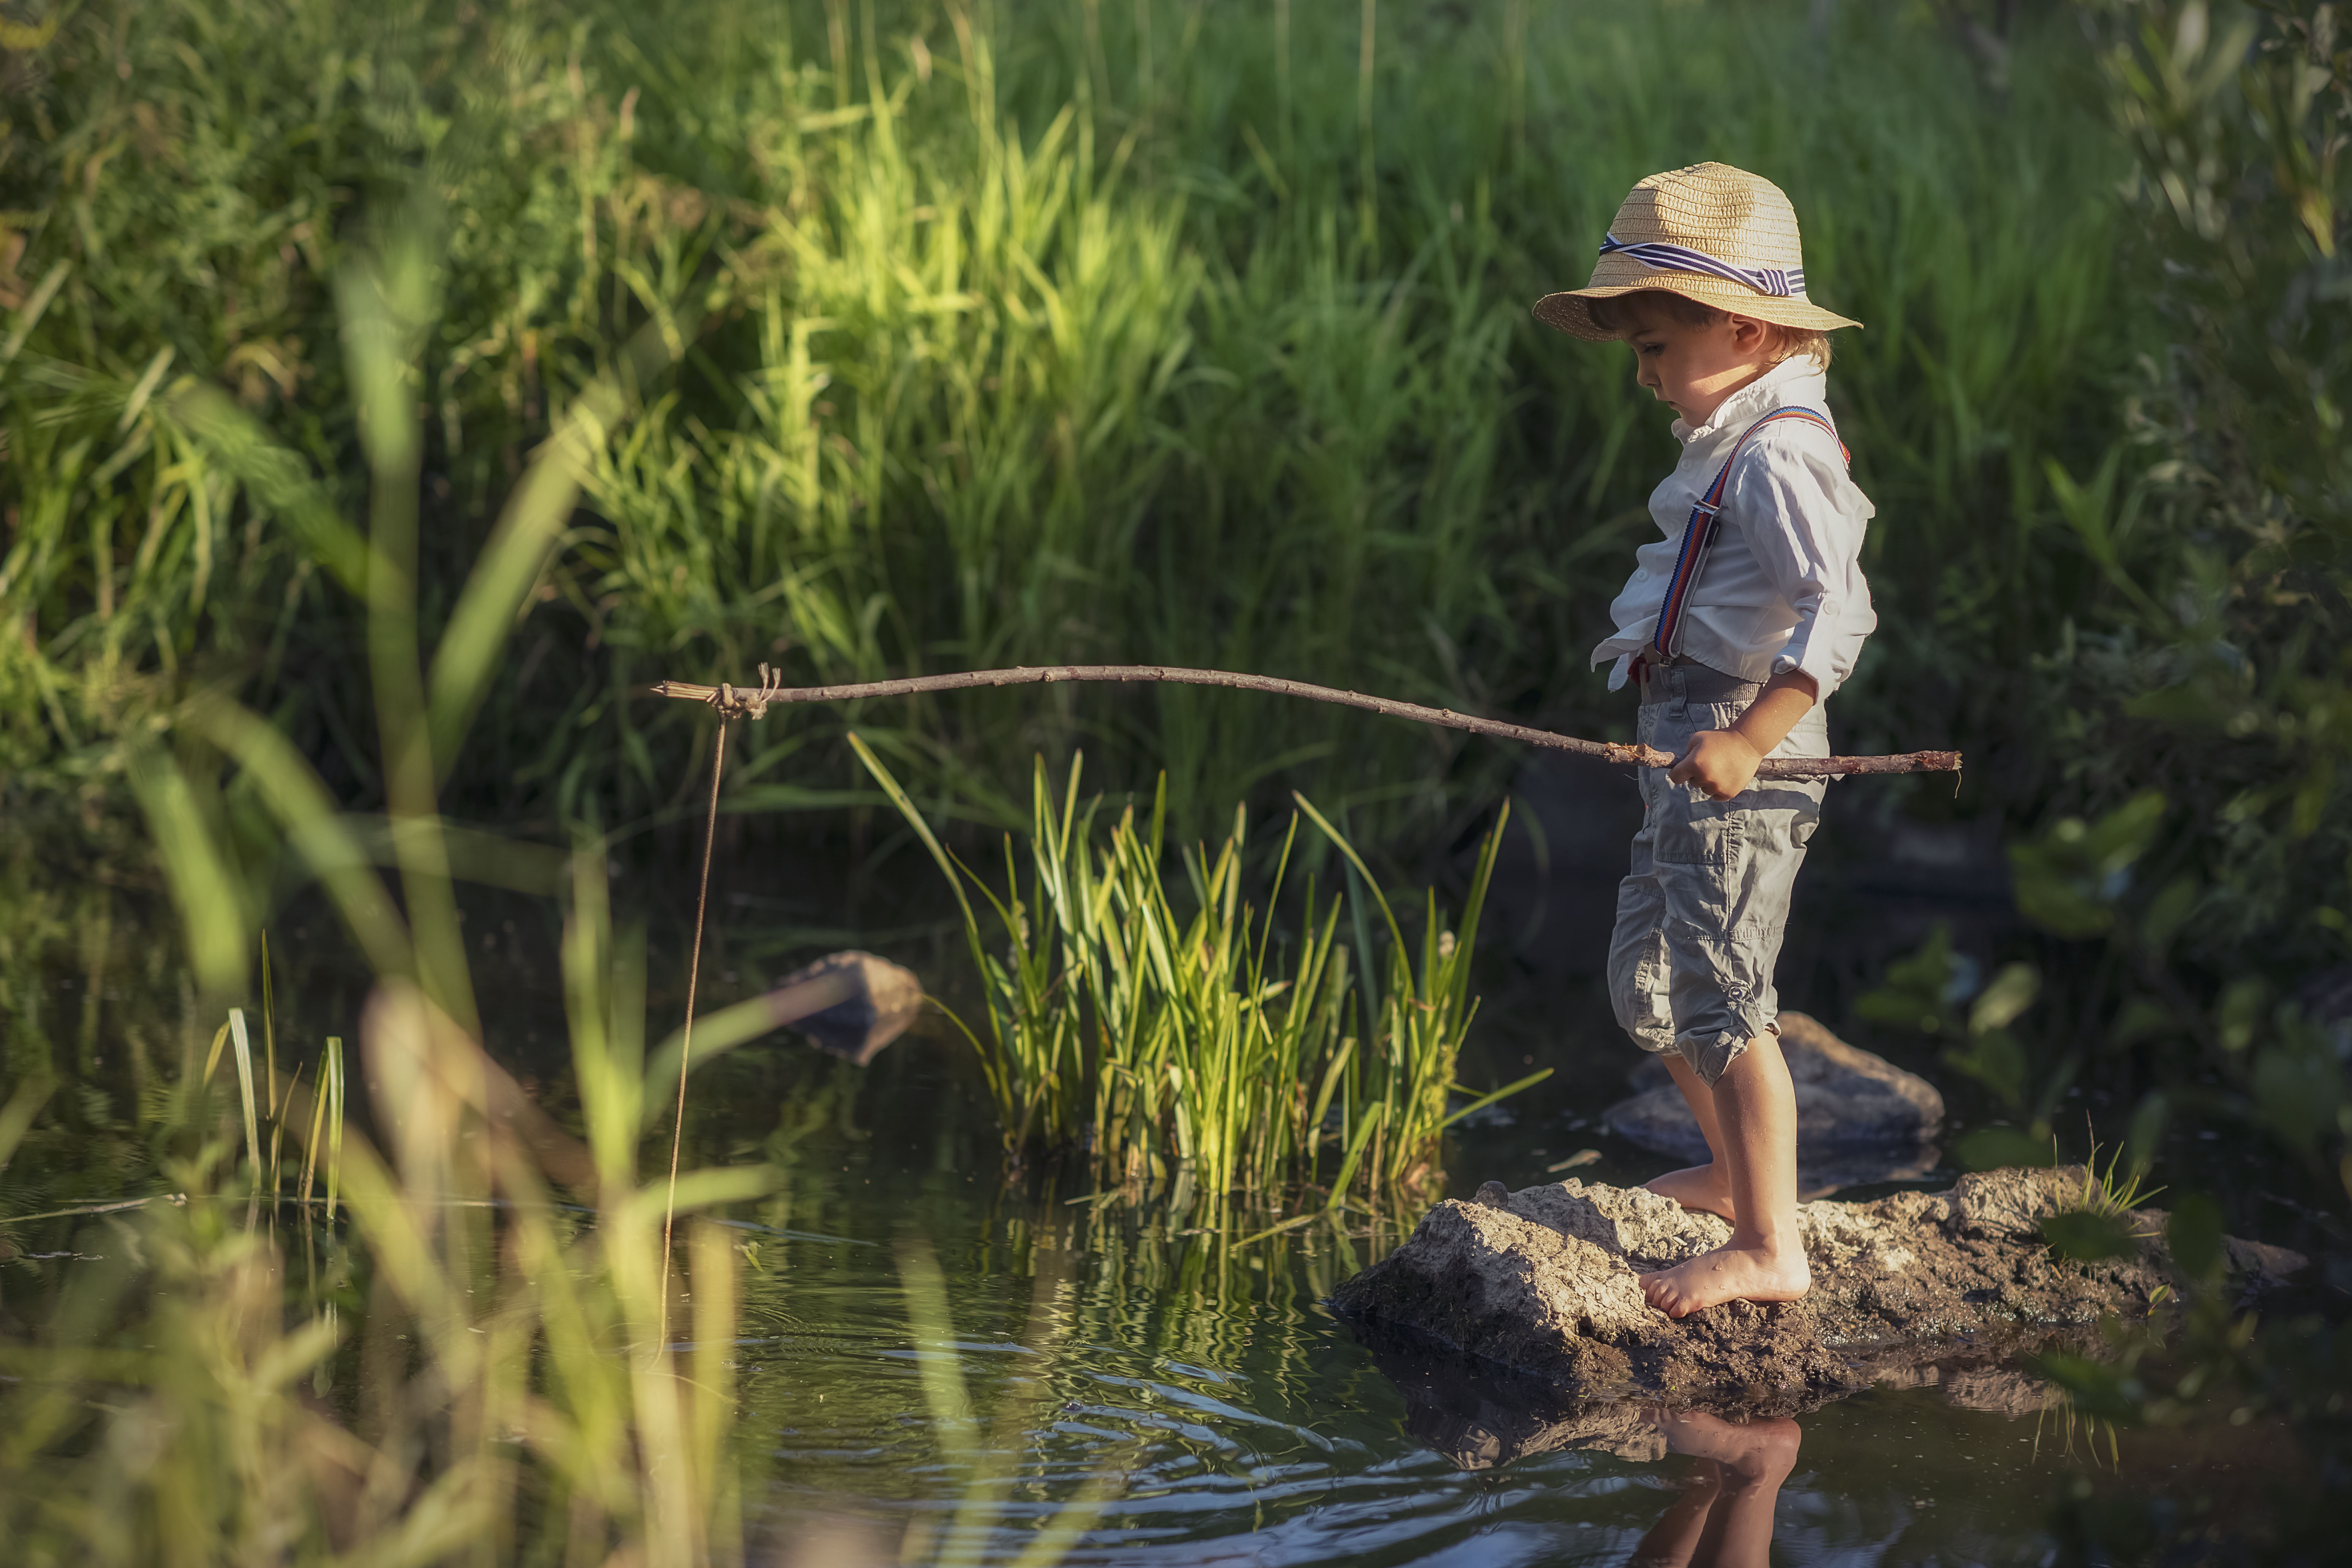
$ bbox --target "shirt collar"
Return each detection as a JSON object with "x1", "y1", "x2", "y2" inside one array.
[{"x1": 1671, "y1": 356, "x2": 1827, "y2": 446}]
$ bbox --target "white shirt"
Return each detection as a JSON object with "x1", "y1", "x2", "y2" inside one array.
[{"x1": 1591, "y1": 356, "x2": 1877, "y2": 700}]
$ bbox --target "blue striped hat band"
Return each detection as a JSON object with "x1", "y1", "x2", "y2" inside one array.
[{"x1": 1597, "y1": 234, "x2": 1805, "y2": 299}]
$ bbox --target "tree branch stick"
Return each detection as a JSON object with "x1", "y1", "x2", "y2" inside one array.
[{"x1": 647, "y1": 664, "x2": 1958, "y2": 781}]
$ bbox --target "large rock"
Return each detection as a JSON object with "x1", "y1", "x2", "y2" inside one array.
[
  {"x1": 1604, "y1": 1012, "x2": 1943, "y2": 1190},
  {"x1": 1329, "y1": 1170, "x2": 2306, "y2": 1412}
]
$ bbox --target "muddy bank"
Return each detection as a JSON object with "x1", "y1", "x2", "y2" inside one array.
[{"x1": 1330, "y1": 1168, "x2": 2306, "y2": 1410}]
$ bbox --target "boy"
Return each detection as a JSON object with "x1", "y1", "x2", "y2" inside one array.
[{"x1": 1533, "y1": 163, "x2": 1875, "y2": 1318}]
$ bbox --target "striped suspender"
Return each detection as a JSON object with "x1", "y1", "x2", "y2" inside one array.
[{"x1": 1650, "y1": 406, "x2": 1850, "y2": 659}]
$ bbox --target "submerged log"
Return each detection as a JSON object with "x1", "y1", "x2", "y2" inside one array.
[{"x1": 1329, "y1": 1169, "x2": 2306, "y2": 1413}]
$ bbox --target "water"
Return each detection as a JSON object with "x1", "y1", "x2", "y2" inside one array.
[
  {"x1": 698, "y1": 1032, "x2": 2294, "y2": 1565},
  {"x1": 0, "y1": 873, "x2": 2316, "y2": 1564}
]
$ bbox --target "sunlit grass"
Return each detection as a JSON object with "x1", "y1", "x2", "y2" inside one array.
[{"x1": 0, "y1": 0, "x2": 2134, "y2": 846}]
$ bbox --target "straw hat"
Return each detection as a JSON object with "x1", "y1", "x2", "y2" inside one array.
[{"x1": 1534, "y1": 163, "x2": 1861, "y2": 341}]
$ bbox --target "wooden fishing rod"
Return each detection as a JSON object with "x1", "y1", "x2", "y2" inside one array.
[{"x1": 647, "y1": 663, "x2": 1960, "y2": 781}]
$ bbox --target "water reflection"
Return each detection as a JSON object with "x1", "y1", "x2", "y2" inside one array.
[
  {"x1": 1358, "y1": 1319, "x2": 1805, "y2": 1566},
  {"x1": 1626, "y1": 1411, "x2": 1800, "y2": 1568}
]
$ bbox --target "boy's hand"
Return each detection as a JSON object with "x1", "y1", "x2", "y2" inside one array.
[
  {"x1": 1669, "y1": 730, "x2": 1763, "y2": 801},
  {"x1": 1666, "y1": 671, "x2": 1820, "y2": 800}
]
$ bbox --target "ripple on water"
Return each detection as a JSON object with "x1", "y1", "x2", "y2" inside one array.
[{"x1": 729, "y1": 1153, "x2": 2265, "y2": 1566}]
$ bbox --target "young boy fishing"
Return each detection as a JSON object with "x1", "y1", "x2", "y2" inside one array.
[{"x1": 1534, "y1": 163, "x2": 1874, "y2": 1318}]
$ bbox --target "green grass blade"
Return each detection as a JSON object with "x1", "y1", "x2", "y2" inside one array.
[
  {"x1": 422, "y1": 378, "x2": 624, "y2": 782},
  {"x1": 261, "y1": 930, "x2": 278, "y2": 1119},
  {"x1": 0, "y1": 1080, "x2": 51, "y2": 1172},
  {"x1": 163, "y1": 385, "x2": 374, "y2": 591},
  {"x1": 228, "y1": 1008, "x2": 262, "y2": 1189},
  {"x1": 1439, "y1": 1067, "x2": 1552, "y2": 1130},
  {"x1": 1323, "y1": 1101, "x2": 1385, "y2": 1211},
  {"x1": 0, "y1": 259, "x2": 69, "y2": 371},
  {"x1": 324, "y1": 1035, "x2": 344, "y2": 1220},
  {"x1": 847, "y1": 732, "x2": 981, "y2": 936},
  {"x1": 181, "y1": 695, "x2": 415, "y2": 980},
  {"x1": 125, "y1": 747, "x2": 251, "y2": 999}
]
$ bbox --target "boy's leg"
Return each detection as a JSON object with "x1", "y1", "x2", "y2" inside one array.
[
  {"x1": 1608, "y1": 699, "x2": 1709, "y2": 1209},
  {"x1": 1639, "y1": 1029, "x2": 1810, "y2": 1317},
  {"x1": 1645, "y1": 1052, "x2": 1737, "y2": 1222},
  {"x1": 1635, "y1": 689, "x2": 1826, "y2": 1315}
]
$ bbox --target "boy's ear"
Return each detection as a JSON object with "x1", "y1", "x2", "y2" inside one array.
[{"x1": 1728, "y1": 313, "x2": 1771, "y2": 352}]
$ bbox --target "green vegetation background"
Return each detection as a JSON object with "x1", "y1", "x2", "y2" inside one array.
[
  {"x1": 1, "y1": 2, "x2": 2349, "y2": 1558},
  {"x1": 11, "y1": 0, "x2": 2344, "y2": 1211},
  {"x1": 6, "y1": 0, "x2": 2348, "y2": 1211},
  {"x1": 2, "y1": 0, "x2": 2136, "y2": 839}
]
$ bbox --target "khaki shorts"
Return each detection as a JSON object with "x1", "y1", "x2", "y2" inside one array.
[{"x1": 1606, "y1": 662, "x2": 1830, "y2": 1086}]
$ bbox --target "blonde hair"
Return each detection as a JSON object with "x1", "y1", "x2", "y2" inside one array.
[{"x1": 1583, "y1": 289, "x2": 1833, "y2": 370}]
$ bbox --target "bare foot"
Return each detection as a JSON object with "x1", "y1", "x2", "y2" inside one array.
[
  {"x1": 1644, "y1": 1163, "x2": 1737, "y2": 1222},
  {"x1": 1638, "y1": 1242, "x2": 1810, "y2": 1318}
]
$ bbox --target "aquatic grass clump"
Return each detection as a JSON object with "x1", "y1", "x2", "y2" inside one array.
[
  {"x1": 853, "y1": 742, "x2": 1543, "y2": 1217},
  {"x1": 202, "y1": 1011, "x2": 346, "y2": 1212}
]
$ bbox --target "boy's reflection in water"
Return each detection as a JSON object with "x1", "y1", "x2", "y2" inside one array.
[{"x1": 1628, "y1": 1410, "x2": 1801, "y2": 1568}]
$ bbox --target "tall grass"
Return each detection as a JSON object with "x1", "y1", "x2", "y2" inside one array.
[
  {"x1": 853, "y1": 744, "x2": 1542, "y2": 1219},
  {"x1": 0, "y1": 209, "x2": 766, "y2": 1563},
  {"x1": 1, "y1": 0, "x2": 2135, "y2": 846}
]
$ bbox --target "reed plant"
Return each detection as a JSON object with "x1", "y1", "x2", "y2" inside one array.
[{"x1": 852, "y1": 743, "x2": 1544, "y2": 1219}]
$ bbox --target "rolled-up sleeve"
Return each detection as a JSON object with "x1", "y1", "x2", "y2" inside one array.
[{"x1": 1725, "y1": 430, "x2": 1877, "y2": 701}]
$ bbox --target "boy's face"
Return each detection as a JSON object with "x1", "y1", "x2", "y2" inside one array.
[{"x1": 1619, "y1": 300, "x2": 1778, "y2": 426}]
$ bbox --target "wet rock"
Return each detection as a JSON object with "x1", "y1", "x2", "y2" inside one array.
[
  {"x1": 1353, "y1": 1319, "x2": 1674, "y2": 1468},
  {"x1": 764, "y1": 950, "x2": 923, "y2": 1064},
  {"x1": 1329, "y1": 1168, "x2": 2306, "y2": 1406},
  {"x1": 1604, "y1": 1012, "x2": 1943, "y2": 1190}
]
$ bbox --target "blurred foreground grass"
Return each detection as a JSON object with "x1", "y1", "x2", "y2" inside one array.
[{"x1": 0, "y1": 203, "x2": 771, "y2": 1562}]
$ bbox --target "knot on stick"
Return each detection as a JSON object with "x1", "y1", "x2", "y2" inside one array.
[{"x1": 708, "y1": 662, "x2": 788, "y2": 721}]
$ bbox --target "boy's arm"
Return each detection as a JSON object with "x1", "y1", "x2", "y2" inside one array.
[
  {"x1": 1669, "y1": 429, "x2": 1863, "y2": 798},
  {"x1": 1669, "y1": 671, "x2": 1818, "y2": 800}
]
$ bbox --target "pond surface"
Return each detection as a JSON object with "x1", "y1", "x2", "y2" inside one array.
[
  {"x1": 0, "y1": 863, "x2": 2317, "y2": 1565},
  {"x1": 700, "y1": 1026, "x2": 2298, "y2": 1566}
]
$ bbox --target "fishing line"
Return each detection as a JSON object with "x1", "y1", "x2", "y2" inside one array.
[{"x1": 659, "y1": 715, "x2": 728, "y2": 1347}]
